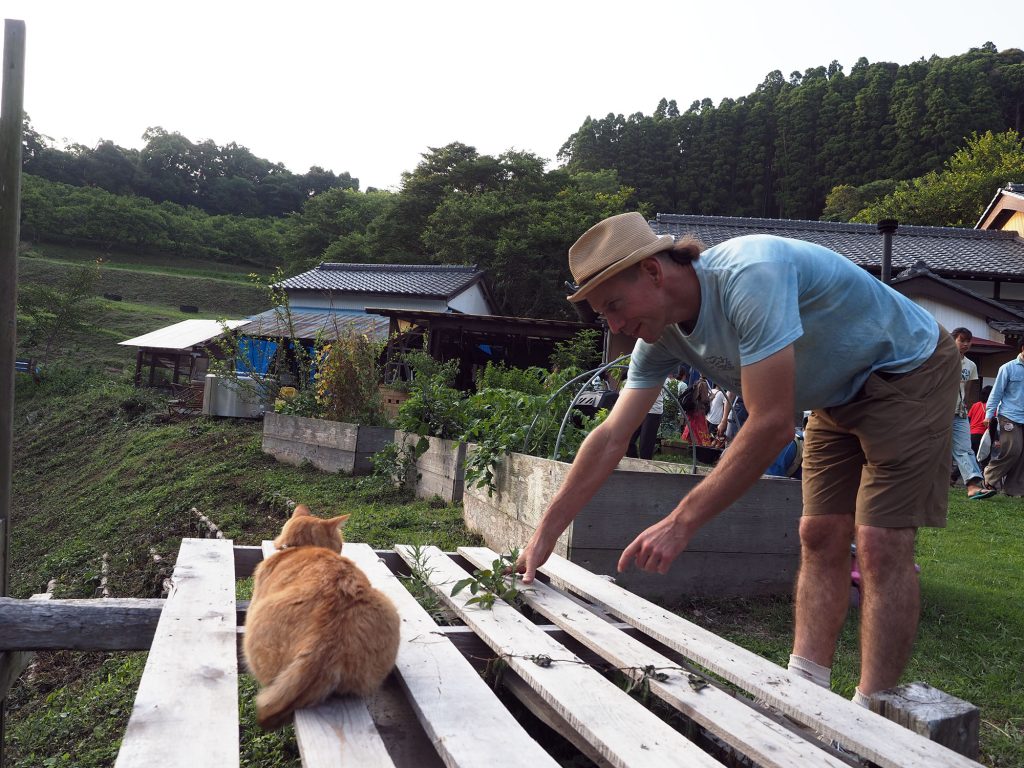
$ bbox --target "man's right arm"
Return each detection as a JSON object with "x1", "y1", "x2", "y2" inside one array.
[
  {"x1": 986, "y1": 367, "x2": 1008, "y2": 421},
  {"x1": 516, "y1": 385, "x2": 658, "y2": 583}
]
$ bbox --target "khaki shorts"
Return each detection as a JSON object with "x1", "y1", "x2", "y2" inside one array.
[{"x1": 802, "y1": 332, "x2": 959, "y2": 528}]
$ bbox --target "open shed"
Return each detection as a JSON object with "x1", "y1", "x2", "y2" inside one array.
[
  {"x1": 120, "y1": 319, "x2": 248, "y2": 387},
  {"x1": 368, "y1": 307, "x2": 603, "y2": 390}
]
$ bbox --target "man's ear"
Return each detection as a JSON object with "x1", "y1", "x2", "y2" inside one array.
[{"x1": 639, "y1": 256, "x2": 662, "y2": 284}]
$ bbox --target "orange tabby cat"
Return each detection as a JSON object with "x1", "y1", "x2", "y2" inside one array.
[{"x1": 243, "y1": 504, "x2": 401, "y2": 730}]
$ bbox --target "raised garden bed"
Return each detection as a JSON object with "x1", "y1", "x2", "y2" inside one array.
[
  {"x1": 261, "y1": 412, "x2": 394, "y2": 475},
  {"x1": 462, "y1": 449, "x2": 802, "y2": 599}
]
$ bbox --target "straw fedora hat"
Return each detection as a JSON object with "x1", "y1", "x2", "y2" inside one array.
[{"x1": 566, "y1": 212, "x2": 675, "y2": 303}]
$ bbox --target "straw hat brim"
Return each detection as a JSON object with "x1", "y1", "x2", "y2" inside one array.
[{"x1": 566, "y1": 234, "x2": 675, "y2": 303}]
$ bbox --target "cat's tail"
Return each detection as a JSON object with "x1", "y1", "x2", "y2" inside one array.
[{"x1": 256, "y1": 648, "x2": 339, "y2": 730}]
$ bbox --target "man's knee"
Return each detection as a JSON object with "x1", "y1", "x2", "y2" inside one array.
[
  {"x1": 856, "y1": 526, "x2": 916, "y2": 574},
  {"x1": 799, "y1": 514, "x2": 854, "y2": 557}
]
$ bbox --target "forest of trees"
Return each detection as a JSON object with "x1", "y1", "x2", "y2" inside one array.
[
  {"x1": 560, "y1": 43, "x2": 1024, "y2": 219},
  {"x1": 18, "y1": 44, "x2": 1024, "y2": 319}
]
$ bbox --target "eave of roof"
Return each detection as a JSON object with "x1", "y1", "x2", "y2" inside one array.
[
  {"x1": 365, "y1": 306, "x2": 600, "y2": 332},
  {"x1": 119, "y1": 319, "x2": 248, "y2": 350},
  {"x1": 236, "y1": 308, "x2": 391, "y2": 342},
  {"x1": 275, "y1": 263, "x2": 485, "y2": 300},
  {"x1": 651, "y1": 213, "x2": 1024, "y2": 281},
  {"x1": 976, "y1": 186, "x2": 1024, "y2": 230}
]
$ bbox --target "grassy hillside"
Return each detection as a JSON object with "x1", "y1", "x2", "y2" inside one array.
[
  {"x1": 16, "y1": 243, "x2": 270, "y2": 376},
  {"x1": 6, "y1": 372, "x2": 478, "y2": 766},
  {"x1": 19, "y1": 246, "x2": 267, "y2": 318}
]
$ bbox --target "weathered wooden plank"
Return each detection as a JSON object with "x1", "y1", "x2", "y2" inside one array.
[
  {"x1": 538, "y1": 554, "x2": 983, "y2": 768},
  {"x1": 459, "y1": 546, "x2": 846, "y2": 768},
  {"x1": 0, "y1": 594, "x2": 49, "y2": 703},
  {"x1": 869, "y1": 683, "x2": 980, "y2": 758},
  {"x1": 115, "y1": 538, "x2": 238, "y2": 767},
  {"x1": 294, "y1": 697, "x2": 396, "y2": 768},
  {"x1": 0, "y1": 597, "x2": 163, "y2": 651},
  {"x1": 394, "y1": 432, "x2": 466, "y2": 502},
  {"x1": 261, "y1": 412, "x2": 359, "y2": 474},
  {"x1": 346, "y1": 543, "x2": 557, "y2": 768},
  {"x1": 395, "y1": 545, "x2": 722, "y2": 768}
]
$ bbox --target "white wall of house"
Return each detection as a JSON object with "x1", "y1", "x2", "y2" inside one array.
[
  {"x1": 904, "y1": 295, "x2": 997, "y2": 342},
  {"x1": 286, "y1": 291, "x2": 450, "y2": 313},
  {"x1": 447, "y1": 285, "x2": 492, "y2": 314}
]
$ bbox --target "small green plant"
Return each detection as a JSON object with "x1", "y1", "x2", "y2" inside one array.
[
  {"x1": 548, "y1": 328, "x2": 602, "y2": 372},
  {"x1": 450, "y1": 549, "x2": 523, "y2": 609},
  {"x1": 399, "y1": 544, "x2": 451, "y2": 625},
  {"x1": 370, "y1": 439, "x2": 426, "y2": 490}
]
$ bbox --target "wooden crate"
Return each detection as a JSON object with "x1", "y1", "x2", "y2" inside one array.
[{"x1": 104, "y1": 538, "x2": 982, "y2": 768}]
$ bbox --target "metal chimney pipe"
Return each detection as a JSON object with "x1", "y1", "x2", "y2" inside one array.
[{"x1": 877, "y1": 219, "x2": 898, "y2": 284}]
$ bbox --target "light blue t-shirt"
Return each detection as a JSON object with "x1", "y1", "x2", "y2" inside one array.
[
  {"x1": 627, "y1": 234, "x2": 939, "y2": 410},
  {"x1": 986, "y1": 356, "x2": 1024, "y2": 424}
]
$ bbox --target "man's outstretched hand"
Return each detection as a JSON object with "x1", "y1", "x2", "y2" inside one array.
[
  {"x1": 617, "y1": 515, "x2": 693, "y2": 575},
  {"x1": 513, "y1": 531, "x2": 558, "y2": 584}
]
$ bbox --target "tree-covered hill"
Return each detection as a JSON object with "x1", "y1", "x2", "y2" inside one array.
[
  {"x1": 22, "y1": 124, "x2": 359, "y2": 218},
  {"x1": 559, "y1": 43, "x2": 1024, "y2": 220},
  {"x1": 18, "y1": 44, "x2": 1024, "y2": 319}
]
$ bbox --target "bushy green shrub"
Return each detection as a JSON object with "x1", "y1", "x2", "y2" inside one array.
[{"x1": 315, "y1": 331, "x2": 387, "y2": 425}]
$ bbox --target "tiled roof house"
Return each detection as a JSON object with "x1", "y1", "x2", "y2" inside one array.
[{"x1": 240, "y1": 263, "x2": 496, "y2": 343}]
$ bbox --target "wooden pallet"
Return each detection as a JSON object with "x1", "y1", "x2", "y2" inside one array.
[{"x1": 110, "y1": 538, "x2": 985, "y2": 767}]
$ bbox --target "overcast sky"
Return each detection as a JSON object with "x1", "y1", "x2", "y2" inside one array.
[{"x1": 3, "y1": 1, "x2": 1011, "y2": 191}]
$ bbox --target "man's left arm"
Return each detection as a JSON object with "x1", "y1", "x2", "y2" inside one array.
[
  {"x1": 617, "y1": 345, "x2": 797, "y2": 575},
  {"x1": 965, "y1": 375, "x2": 980, "y2": 411}
]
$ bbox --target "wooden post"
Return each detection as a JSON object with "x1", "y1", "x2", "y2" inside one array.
[
  {"x1": 0, "y1": 18, "x2": 26, "y2": 768},
  {"x1": 869, "y1": 682, "x2": 980, "y2": 759}
]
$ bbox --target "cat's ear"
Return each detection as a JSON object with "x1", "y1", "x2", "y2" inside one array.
[
  {"x1": 292, "y1": 504, "x2": 312, "y2": 518},
  {"x1": 327, "y1": 514, "x2": 350, "y2": 529}
]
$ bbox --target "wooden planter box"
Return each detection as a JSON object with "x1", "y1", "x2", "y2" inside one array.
[
  {"x1": 396, "y1": 431, "x2": 467, "y2": 503},
  {"x1": 261, "y1": 412, "x2": 394, "y2": 475},
  {"x1": 378, "y1": 386, "x2": 410, "y2": 422},
  {"x1": 462, "y1": 449, "x2": 802, "y2": 599}
]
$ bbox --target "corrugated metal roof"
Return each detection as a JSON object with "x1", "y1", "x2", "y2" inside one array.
[
  {"x1": 276, "y1": 263, "x2": 484, "y2": 298},
  {"x1": 236, "y1": 309, "x2": 391, "y2": 342},
  {"x1": 651, "y1": 214, "x2": 1024, "y2": 281},
  {"x1": 119, "y1": 319, "x2": 248, "y2": 350}
]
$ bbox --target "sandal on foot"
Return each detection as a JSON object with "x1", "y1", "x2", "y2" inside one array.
[{"x1": 968, "y1": 488, "x2": 996, "y2": 500}]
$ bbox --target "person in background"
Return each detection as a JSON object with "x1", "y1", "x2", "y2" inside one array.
[
  {"x1": 627, "y1": 386, "x2": 664, "y2": 460},
  {"x1": 969, "y1": 385, "x2": 992, "y2": 470},
  {"x1": 707, "y1": 382, "x2": 727, "y2": 436},
  {"x1": 984, "y1": 339, "x2": 1024, "y2": 495},
  {"x1": 516, "y1": 212, "x2": 959, "y2": 708},
  {"x1": 680, "y1": 390, "x2": 714, "y2": 446},
  {"x1": 950, "y1": 328, "x2": 994, "y2": 500}
]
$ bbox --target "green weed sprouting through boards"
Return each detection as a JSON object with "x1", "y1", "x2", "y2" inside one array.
[
  {"x1": 450, "y1": 549, "x2": 523, "y2": 609},
  {"x1": 398, "y1": 544, "x2": 449, "y2": 625}
]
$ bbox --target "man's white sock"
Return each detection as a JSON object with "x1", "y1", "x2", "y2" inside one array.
[
  {"x1": 787, "y1": 654, "x2": 831, "y2": 688},
  {"x1": 851, "y1": 687, "x2": 871, "y2": 708}
]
